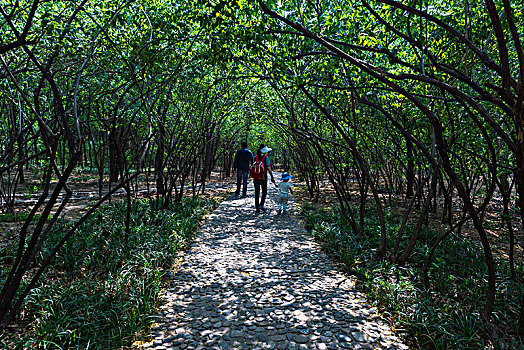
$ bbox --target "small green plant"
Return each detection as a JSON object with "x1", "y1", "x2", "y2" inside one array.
[
  {"x1": 23, "y1": 184, "x2": 42, "y2": 199},
  {"x1": 301, "y1": 204, "x2": 523, "y2": 349},
  {"x1": 0, "y1": 212, "x2": 42, "y2": 222},
  {"x1": 1, "y1": 197, "x2": 216, "y2": 349}
]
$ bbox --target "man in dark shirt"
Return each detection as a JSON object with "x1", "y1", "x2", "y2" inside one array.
[{"x1": 233, "y1": 141, "x2": 254, "y2": 197}]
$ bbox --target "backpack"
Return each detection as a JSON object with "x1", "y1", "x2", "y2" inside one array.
[{"x1": 250, "y1": 155, "x2": 267, "y2": 180}]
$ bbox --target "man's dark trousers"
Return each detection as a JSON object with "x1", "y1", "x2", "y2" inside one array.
[{"x1": 236, "y1": 170, "x2": 249, "y2": 196}]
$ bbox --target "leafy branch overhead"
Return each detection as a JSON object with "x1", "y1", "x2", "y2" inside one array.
[{"x1": 0, "y1": 0, "x2": 523, "y2": 348}]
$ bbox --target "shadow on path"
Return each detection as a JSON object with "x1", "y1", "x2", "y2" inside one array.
[{"x1": 135, "y1": 178, "x2": 408, "y2": 350}]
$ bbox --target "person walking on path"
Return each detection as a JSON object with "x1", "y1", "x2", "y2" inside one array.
[
  {"x1": 252, "y1": 144, "x2": 276, "y2": 213},
  {"x1": 233, "y1": 141, "x2": 254, "y2": 197},
  {"x1": 276, "y1": 172, "x2": 293, "y2": 215}
]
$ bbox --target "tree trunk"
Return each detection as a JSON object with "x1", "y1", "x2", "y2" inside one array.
[
  {"x1": 155, "y1": 126, "x2": 165, "y2": 195},
  {"x1": 520, "y1": 292, "x2": 524, "y2": 342},
  {"x1": 515, "y1": 91, "x2": 524, "y2": 338},
  {"x1": 398, "y1": 167, "x2": 438, "y2": 265},
  {"x1": 109, "y1": 128, "x2": 121, "y2": 183},
  {"x1": 406, "y1": 138, "x2": 414, "y2": 198}
]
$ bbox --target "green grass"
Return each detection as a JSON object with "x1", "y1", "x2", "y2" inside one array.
[
  {"x1": 0, "y1": 212, "x2": 42, "y2": 222},
  {"x1": 302, "y1": 204, "x2": 523, "y2": 350},
  {"x1": 0, "y1": 197, "x2": 216, "y2": 349}
]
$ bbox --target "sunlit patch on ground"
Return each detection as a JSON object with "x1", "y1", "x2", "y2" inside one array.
[{"x1": 134, "y1": 175, "x2": 407, "y2": 349}]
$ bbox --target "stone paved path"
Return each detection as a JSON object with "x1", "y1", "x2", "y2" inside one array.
[{"x1": 136, "y1": 178, "x2": 408, "y2": 350}]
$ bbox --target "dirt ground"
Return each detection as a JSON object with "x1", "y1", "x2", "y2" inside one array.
[
  {"x1": 1, "y1": 169, "x2": 522, "y2": 347},
  {"x1": 2, "y1": 168, "x2": 522, "y2": 272},
  {"x1": 0, "y1": 170, "x2": 238, "y2": 344},
  {"x1": 291, "y1": 177, "x2": 524, "y2": 267},
  {"x1": 0, "y1": 170, "x2": 236, "y2": 270}
]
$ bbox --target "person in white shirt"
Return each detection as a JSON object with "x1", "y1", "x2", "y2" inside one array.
[{"x1": 277, "y1": 172, "x2": 293, "y2": 215}]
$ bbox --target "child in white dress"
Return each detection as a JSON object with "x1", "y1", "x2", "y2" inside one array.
[{"x1": 277, "y1": 172, "x2": 293, "y2": 215}]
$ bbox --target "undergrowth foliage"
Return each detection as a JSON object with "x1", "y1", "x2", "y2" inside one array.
[
  {"x1": 0, "y1": 198, "x2": 216, "y2": 349},
  {"x1": 301, "y1": 204, "x2": 523, "y2": 350}
]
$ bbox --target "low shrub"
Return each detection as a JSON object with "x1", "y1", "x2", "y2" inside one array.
[
  {"x1": 1, "y1": 197, "x2": 216, "y2": 349},
  {"x1": 302, "y1": 204, "x2": 523, "y2": 349},
  {"x1": 0, "y1": 212, "x2": 41, "y2": 223}
]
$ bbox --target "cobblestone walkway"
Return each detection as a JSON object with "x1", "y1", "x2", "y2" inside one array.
[{"x1": 136, "y1": 180, "x2": 408, "y2": 350}]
